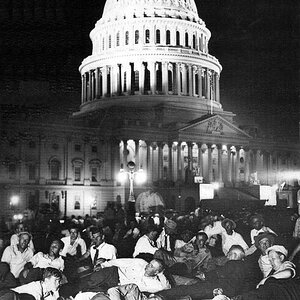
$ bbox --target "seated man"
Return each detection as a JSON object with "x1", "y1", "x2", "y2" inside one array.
[
  {"x1": 12, "y1": 267, "x2": 63, "y2": 300},
  {"x1": 156, "y1": 245, "x2": 247, "y2": 300},
  {"x1": 257, "y1": 245, "x2": 296, "y2": 287},
  {"x1": 1, "y1": 232, "x2": 34, "y2": 278},
  {"x1": 233, "y1": 245, "x2": 298, "y2": 300},
  {"x1": 10, "y1": 223, "x2": 35, "y2": 253},
  {"x1": 221, "y1": 219, "x2": 249, "y2": 256},
  {"x1": 80, "y1": 227, "x2": 117, "y2": 270},
  {"x1": 61, "y1": 225, "x2": 87, "y2": 258},
  {"x1": 19, "y1": 239, "x2": 65, "y2": 284},
  {"x1": 254, "y1": 232, "x2": 276, "y2": 278},
  {"x1": 133, "y1": 225, "x2": 159, "y2": 258}
]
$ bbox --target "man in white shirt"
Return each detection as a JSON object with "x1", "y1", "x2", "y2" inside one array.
[
  {"x1": 88, "y1": 258, "x2": 170, "y2": 294},
  {"x1": 220, "y1": 219, "x2": 249, "y2": 256},
  {"x1": 10, "y1": 223, "x2": 35, "y2": 253},
  {"x1": 61, "y1": 225, "x2": 87, "y2": 258},
  {"x1": 133, "y1": 225, "x2": 159, "y2": 258},
  {"x1": 254, "y1": 232, "x2": 276, "y2": 278},
  {"x1": 80, "y1": 227, "x2": 117, "y2": 269},
  {"x1": 156, "y1": 219, "x2": 177, "y2": 252},
  {"x1": 1, "y1": 232, "x2": 34, "y2": 278},
  {"x1": 250, "y1": 214, "x2": 277, "y2": 245}
]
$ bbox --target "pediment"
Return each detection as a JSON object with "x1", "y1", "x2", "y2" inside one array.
[{"x1": 179, "y1": 114, "x2": 252, "y2": 139}]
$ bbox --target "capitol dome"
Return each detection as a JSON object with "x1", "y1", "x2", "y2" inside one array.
[
  {"x1": 77, "y1": 0, "x2": 223, "y2": 118},
  {"x1": 101, "y1": 0, "x2": 202, "y2": 24}
]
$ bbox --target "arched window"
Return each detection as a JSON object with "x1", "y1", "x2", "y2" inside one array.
[
  {"x1": 185, "y1": 32, "x2": 189, "y2": 47},
  {"x1": 168, "y1": 70, "x2": 173, "y2": 92},
  {"x1": 49, "y1": 159, "x2": 60, "y2": 180},
  {"x1": 109, "y1": 35, "x2": 112, "y2": 48},
  {"x1": 72, "y1": 158, "x2": 83, "y2": 182},
  {"x1": 156, "y1": 29, "x2": 160, "y2": 44},
  {"x1": 145, "y1": 29, "x2": 150, "y2": 43},
  {"x1": 176, "y1": 31, "x2": 180, "y2": 45},
  {"x1": 166, "y1": 30, "x2": 171, "y2": 45},
  {"x1": 116, "y1": 32, "x2": 120, "y2": 46},
  {"x1": 125, "y1": 31, "x2": 129, "y2": 45},
  {"x1": 193, "y1": 34, "x2": 196, "y2": 49},
  {"x1": 135, "y1": 30, "x2": 139, "y2": 44}
]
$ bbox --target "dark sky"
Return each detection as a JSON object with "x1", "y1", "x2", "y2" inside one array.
[{"x1": 0, "y1": 0, "x2": 299, "y2": 140}]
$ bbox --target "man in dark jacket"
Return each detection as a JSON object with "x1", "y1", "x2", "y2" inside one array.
[{"x1": 157, "y1": 245, "x2": 247, "y2": 300}]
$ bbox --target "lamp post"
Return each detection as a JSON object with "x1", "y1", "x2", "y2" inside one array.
[{"x1": 118, "y1": 161, "x2": 146, "y2": 221}]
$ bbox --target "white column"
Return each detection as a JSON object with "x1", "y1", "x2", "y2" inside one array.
[
  {"x1": 90, "y1": 70, "x2": 94, "y2": 100},
  {"x1": 177, "y1": 142, "x2": 182, "y2": 181},
  {"x1": 188, "y1": 64, "x2": 193, "y2": 96},
  {"x1": 162, "y1": 62, "x2": 168, "y2": 94},
  {"x1": 127, "y1": 64, "x2": 132, "y2": 94},
  {"x1": 181, "y1": 144, "x2": 185, "y2": 180},
  {"x1": 244, "y1": 148, "x2": 250, "y2": 183},
  {"x1": 206, "y1": 69, "x2": 210, "y2": 100},
  {"x1": 157, "y1": 142, "x2": 163, "y2": 180},
  {"x1": 197, "y1": 143, "x2": 203, "y2": 177},
  {"x1": 122, "y1": 140, "x2": 128, "y2": 167},
  {"x1": 176, "y1": 63, "x2": 181, "y2": 95},
  {"x1": 227, "y1": 145, "x2": 232, "y2": 184},
  {"x1": 182, "y1": 64, "x2": 187, "y2": 95},
  {"x1": 81, "y1": 75, "x2": 84, "y2": 103},
  {"x1": 235, "y1": 147, "x2": 241, "y2": 185},
  {"x1": 198, "y1": 67, "x2": 202, "y2": 98},
  {"x1": 95, "y1": 68, "x2": 100, "y2": 99},
  {"x1": 207, "y1": 144, "x2": 213, "y2": 183},
  {"x1": 135, "y1": 140, "x2": 140, "y2": 168},
  {"x1": 149, "y1": 61, "x2": 156, "y2": 94},
  {"x1": 216, "y1": 73, "x2": 220, "y2": 102},
  {"x1": 217, "y1": 144, "x2": 223, "y2": 183},
  {"x1": 146, "y1": 142, "x2": 152, "y2": 184},
  {"x1": 168, "y1": 142, "x2": 173, "y2": 181},
  {"x1": 139, "y1": 62, "x2": 145, "y2": 95},
  {"x1": 120, "y1": 64, "x2": 125, "y2": 94},
  {"x1": 102, "y1": 66, "x2": 107, "y2": 96}
]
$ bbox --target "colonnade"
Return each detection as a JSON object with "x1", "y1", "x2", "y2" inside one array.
[
  {"x1": 119, "y1": 140, "x2": 294, "y2": 186},
  {"x1": 81, "y1": 62, "x2": 220, "y2": 104}
]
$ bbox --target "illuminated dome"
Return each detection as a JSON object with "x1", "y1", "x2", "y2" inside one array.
[
  {"x1": 76, "y1": 0, "x2": 222, "y2": 117},
  {"x1": 101, "y1": 0, "x2": 202, "y2": 24}
]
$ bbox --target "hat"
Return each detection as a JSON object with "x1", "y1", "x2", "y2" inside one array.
[
  {"x1": 254, "y1": 232, "x2": 276, "y2": 248},
  {"x1": 266, "y1": 245, "x2": 288, "y2": 257},
  {"x1": 164, "y1": 219, "x2": 177, "y2": 232},
  {"x1": 221, "y1": 218, "x2": 236, "y2": 230}
]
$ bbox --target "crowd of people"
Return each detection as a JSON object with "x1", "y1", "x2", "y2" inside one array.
[{"x1": 0, "y1": 203, "x2": 300, "y2": 300}]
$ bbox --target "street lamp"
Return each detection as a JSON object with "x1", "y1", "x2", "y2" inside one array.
[{"x1": 118, "y1": 161, "x2": 146, "y2": 202}]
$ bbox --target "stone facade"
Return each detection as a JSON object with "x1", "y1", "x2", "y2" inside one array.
[{"x1": 0, "y1": 0, "x2": 299, "y2": 218}]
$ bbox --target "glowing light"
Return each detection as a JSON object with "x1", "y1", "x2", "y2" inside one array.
[
  {"x1": 212, "y1": 182, "x2": 220, "y2": 190},
  {"x1": 13, "y1": 214, "x2": 23, "y2": 220},
  {"x1": 135, "y1": 169, "x2": 147, "y2": 184},
  {"x1": 10, "y1": 195, "x2": 19, "y2": 206},
  {"x1": 117, "y1": 169, "x2": 127, "y2": 183}
]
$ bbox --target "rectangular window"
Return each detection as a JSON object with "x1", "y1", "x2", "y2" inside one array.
[
  {"x1": 74, "y1": 195, "x2": 81, "y2": 210},
  {"x1": 156, "y1": 30, "x2": 160, "y2": 44},
  {"x1": 145, "y1": 29, "x2": 150, "y2": 43},
  {"x1": 29, "y1": 165, "x2": 36, "y2": 180},
  {"x1": 135, "y1": 30, "x2": 139, "y2": 44},
  {"x1": 9, "y1": 164, "x2": 16, "y2": 179},
  {"x1": 91, "y1": 167, "x2": 98, "y2": 182},
  {"x1": 92, "y1": 145, "x2": 98, "y2": 153},
  {"x1": 75, "y1": 144, "x2": 81, "y2": 152},
  {"x1": 74, "y1": 167, "x2": 81, "y2": 181}
]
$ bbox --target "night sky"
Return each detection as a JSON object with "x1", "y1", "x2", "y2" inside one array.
[{"x1": 0, "y1": 0, "x2": 298, "y2": 140}]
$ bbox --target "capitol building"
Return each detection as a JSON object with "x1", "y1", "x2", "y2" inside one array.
[{"x1": 0, "y1": 0, "x2": 299, "y2": 218}]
